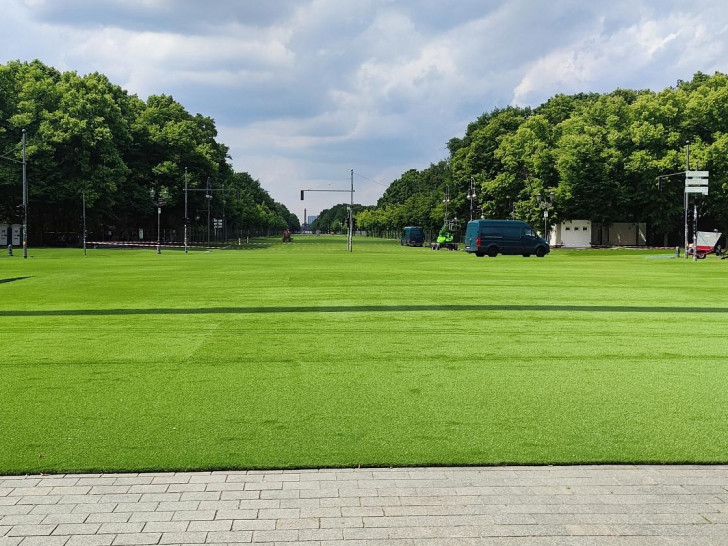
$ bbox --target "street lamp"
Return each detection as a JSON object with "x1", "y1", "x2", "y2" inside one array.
[
  {"x1": 21, "y1": 129, "x2": 26, "y2": 259},
  {"x1": 184, "y1": 167, "x2": 188, "y2": 254},
  {"x1": 536, "y1": 191, "x2": 554, "y2": 242},
  {"x1": 443, "y1": 185, "x2": 450, "y2": 224},
  {"x1": 0, "y1": 129, "x2": 27, "y2": 258},
  {"x1": 82, "y1": 192, "x2": 87, "y2": 256},
  {"x1": 467, "y1": 177, "x2": 476, "y2": 221},
  {"x1": 206, "y1": 191, "x2": 212, "y2": 245},
  {"x1": 150, "y1": 188, "x2": 169, "y2": 254}
]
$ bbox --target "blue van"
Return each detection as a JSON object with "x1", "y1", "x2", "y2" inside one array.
[
  {"x1": 400, "y1": 226, "x2": 425, "y2": 247},
  {"x1": 465, "y1": 219, "x2": 549, "y2": 258}
]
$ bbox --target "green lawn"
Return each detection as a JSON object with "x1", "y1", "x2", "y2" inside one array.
[{"x1": 1, "y1": 236, "x2": 728, "y2": 474}]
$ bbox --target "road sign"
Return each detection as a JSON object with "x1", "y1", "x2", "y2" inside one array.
[{"x1": 685, "y1": 170, "x2": 708, "y2": 194}]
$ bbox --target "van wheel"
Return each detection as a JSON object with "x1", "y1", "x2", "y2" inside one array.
[
  {"x1": 475, "y1": 251, "x2": 485, "y2": 257},
  {"x1": 487, "y1": 246, "x2": 498, "y2": 258},
  {"x1": 536, "y1": 247, "x2": 546, "y2": 258}
]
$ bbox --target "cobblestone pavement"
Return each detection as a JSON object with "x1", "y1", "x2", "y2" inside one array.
[{"x1": 1, "y1": 465, "x2": 728, "y2": 545}]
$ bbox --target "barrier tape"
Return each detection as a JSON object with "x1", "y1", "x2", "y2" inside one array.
[
  {"x1": 87, "y1": 241, "x2": 185, "y2": 248},
  {"x1": 86, "y1": 241, "x2": 274, "y2": 248}
]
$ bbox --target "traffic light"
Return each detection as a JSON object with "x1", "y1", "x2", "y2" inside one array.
[{"x1": 300, "y1": 190, "x2": 304, "y2": 200}]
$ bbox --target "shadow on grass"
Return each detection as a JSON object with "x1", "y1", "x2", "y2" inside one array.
[
  {"x1": 222, "y1": 244, "x2": 272, "y2": 251},
  {"x1": 0, "y1": 276, "x2": 31, "y2": 285},
  {"x1": 1, "y1": 304, "x2": 727, "y2": 317}
]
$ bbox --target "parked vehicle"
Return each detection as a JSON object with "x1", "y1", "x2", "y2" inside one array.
[
  {"x1": 465, "y1": 219, "x2": 550, "y2": 258},
  {"x1": 687, "y1": 230, "x2": 723, "y2": 259},
  {"x1": 428, "y1": 223, "x2": 457, "y2": 250},
  {"x1": 400, "y1": 226, "x2": 425, "y2": 247}
]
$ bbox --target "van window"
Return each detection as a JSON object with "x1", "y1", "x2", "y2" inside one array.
[
  {"x1": 525, "y1": 228, "x2": 536, "y2": 238},
  {"x1": 503, "y1": 226, "x2": 521, "y2": 239},
  {"x1": 483, "y1": 225, "x2": 502, "y2": 238}
]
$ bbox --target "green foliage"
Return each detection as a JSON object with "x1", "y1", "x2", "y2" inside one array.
[
  {"x1": 0, "y1": 60, "x2": 297, "y2": 241},
  {"x1": 355, "y1": 161, "x2": 449, "y2": 236},
  {"x1": 366, "y1": 72, "x2": 728, "y2": 244},
  {"x1": 310, "y1": 203, "x2": 370, "y2": 233}
]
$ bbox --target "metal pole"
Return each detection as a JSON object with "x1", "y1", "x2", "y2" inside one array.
[
  {"x1": 692, "y1": 202, "x2": 698, "y2": 262},
  {"x1": 157, "y1": 206, "x2": 161, "y2": 254},
  {"x1": 685, "y1": 141, "x2": 690, "y2": 259},
  {"x1": 205, "y1": 178, "x2": 212, "y2": 245},
  {"x1": 444, "y1": 185, "x2": 449, "y2": 224},
  {"x1": 348, "y1": 169, "x2": 353, "y2": 252},
  {"x1": 82, "y1": 192, "x2": 87, "y2": 256},
  {"x1": 22, "y1": 129, "x2": 27, "y2": 259},
  {"x1": 184, "y1": 167, "x2": 188, "y2": 254}
]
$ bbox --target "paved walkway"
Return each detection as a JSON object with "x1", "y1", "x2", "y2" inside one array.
[{"x1": 1, "y1": 465, "x2": 728, "y2": 545}]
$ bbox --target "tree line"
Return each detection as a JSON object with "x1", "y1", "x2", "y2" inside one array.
[
  {"x1": 0, "y1": 60, "x2": 299, "y2": 245},
  {"x1": 353, "y1": 72, "x2": 728, "y2": 245}
]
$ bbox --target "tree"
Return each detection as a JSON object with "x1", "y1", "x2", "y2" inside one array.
[
  {"x1": 365, "y1": 72, "x2": 728, "y2": 245},
  {"x1": 0, "y1": 60, "x2": 295, "y2": 243}
]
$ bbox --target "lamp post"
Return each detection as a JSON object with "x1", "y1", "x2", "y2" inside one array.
[
  {"x1": 206, "y1": 195, "x2": 212, "y2": 245},
  {"x1": 467, "y1": 177, "x2": 476, "y2": 221},
  {"x1": 204, "y1": 177, "x2": 213, "y2": 245},
  {"x1": 184, "y1": 167, "x2": 188, "y2": 254},
  {"x1": 443, "y1": 185, "x2": 450, "y2": 224},
  {"x1": 656, "y1": 141, "x2": 695, "y2": 256},
  {"x1": 0, "y1": 129, "x2": 27, "y2": 258},
  {"x1": 536, "y1": 191, "x2": 554, "y2": 242},
  {"x1": 348, "y1": 169, "x2": 353, "y2": 252},
  {"x1": 21, "y1": 129, "x2": 27, "y2": 259},
  {"x1": 685, "y1": 141, "x2": 690, "y2": 259},
  {"x1": 82, "y1": 192, "x2": 87, "y2": 256},
  {"x1": 157, "y1": 205, "x2": 161, "y2": 254},
  {"x1": 150, "y1": 188, "x2": 168, "y2": 254},
  {"x1": 222, "y1": 180, "x2": 227, "y2": 244},
  {"x1": 299, "y1": 171, "x2": 355, "y2": 251}
]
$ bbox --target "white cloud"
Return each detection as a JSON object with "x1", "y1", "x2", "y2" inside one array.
[
  {"x1": 512, "y1": 9, "x2": 728, "y2": 106},
  {"x1": 4, "y1": 0, "x2": 728, "y2": 220},
  {"x1": 64, "y1": 26, "x2": 295, "y2": 96}
]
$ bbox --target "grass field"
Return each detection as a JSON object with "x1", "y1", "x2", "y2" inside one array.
[{"x1": 2, "y1": 236, "x2": 728, "y2": 475}]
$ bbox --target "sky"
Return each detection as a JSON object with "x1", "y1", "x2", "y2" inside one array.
[{"x1": 2, "y1": 0, "x2": 728, "y2": 222}]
